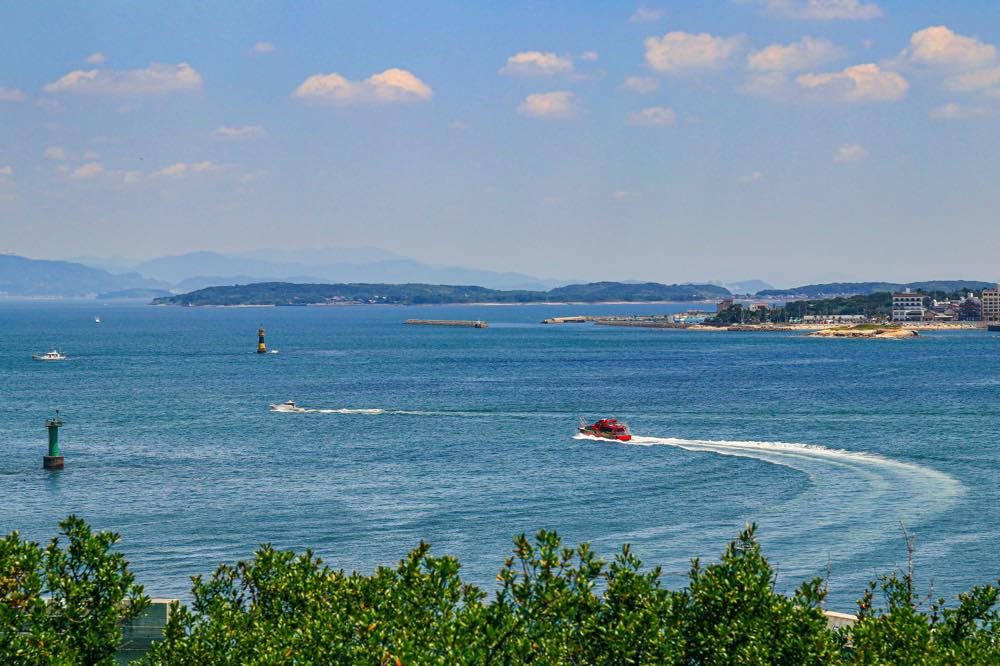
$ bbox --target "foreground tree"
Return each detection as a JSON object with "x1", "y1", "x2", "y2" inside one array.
[
  {"x1": 676, "y1": 525, "x2": 842, "y2": 665},
  {"x1": 847, "y1": 570, "x2": 1000, "y2": 664},
  {"x1": 0, "y1": 516, "x2": 148, "y2": 665},
  {"x1": 148, "y1": 542, "x2": 487, "y2": 664},
  {"x1": 6, "y1": 516, "x2": 998, "y2": 663}
]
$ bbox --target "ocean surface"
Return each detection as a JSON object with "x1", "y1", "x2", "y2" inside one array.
[{"x1": 1, "y1": 301, "x2": 997, "y2": 609}]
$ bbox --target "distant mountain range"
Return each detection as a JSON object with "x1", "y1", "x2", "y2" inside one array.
[
  {"x1": 0, "y1": 249, "x2": 566, "y2": 297},
  {"x1": 154, "y1": 281, "x2": 732, "y2": 306},
  {"x1": 128, "y1": 250, "x2": 564, "y2": 291},
  {"x1": 2, "y1": 250, "x2": 994, "y2": 302},
  {"x1": 0, "y1": 254, "x2": 167, "y2": 297},
  {"x1": 718, "y1": 279, "x2": 774, "y2": 295}
]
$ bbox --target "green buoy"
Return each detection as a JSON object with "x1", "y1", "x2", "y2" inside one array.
[{"x1": 43, "y1": 411, "x2": 64, "y2": 470}]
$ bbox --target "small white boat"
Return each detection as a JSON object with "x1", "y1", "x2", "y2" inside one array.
[
  {"x1": 270, "y1": 400, "x2": 303, "y2": 413},
  {"x1": 33, "y1": 350, "x2": 68, "y2": 361},
  {"x1": 94, "y1": 316, "x2": 101, "y2": 324}
]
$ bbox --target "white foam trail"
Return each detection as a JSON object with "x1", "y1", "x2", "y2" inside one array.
[
  {"x1": 272, "y1": 407, "x2": 568, "y2": 418},
  {"x1": 626, "y1": 435, "x2": 962, "y2": 488},
  {"x1": 271, "y1": 407, "x2": 385, "y2": 414},
  {"x1": 577, "y1": 432, "x2": 965, "y2": 586}
]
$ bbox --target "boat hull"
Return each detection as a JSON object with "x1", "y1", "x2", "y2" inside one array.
[{"x1": 579, "y1": 428, "x2": 631, "y2": 442}]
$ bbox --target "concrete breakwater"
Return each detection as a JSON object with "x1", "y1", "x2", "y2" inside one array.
[
  {"x1": 541, "y1": 315, "x2": 605, "y2": 324},
  {"x1": 594, "y1": 320, "x2": 687, "y2": 329},
  {"x1": 405, "y1": 319, "x2": 488, "y2": 328}
]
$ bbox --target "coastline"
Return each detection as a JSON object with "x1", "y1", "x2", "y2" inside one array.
[{"x1": 151, "y1": 299, "x2": 725, "y2": 308}]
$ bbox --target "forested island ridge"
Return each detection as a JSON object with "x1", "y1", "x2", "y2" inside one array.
[{"x1": 152, "y1": 281, "x2": 732, "y2": 306}]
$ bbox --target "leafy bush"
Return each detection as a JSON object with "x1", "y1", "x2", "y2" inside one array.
[
  {"x1": 0, "y1": 516, "x2": 148, "y2": 665},
  {"x1": 3, "y1": 517, "x2": 998, "y2": 664}
]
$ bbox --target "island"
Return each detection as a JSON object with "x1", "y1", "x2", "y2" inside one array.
[{"x1": 151, "y1": 281, "x2": 732, "y2": 306}]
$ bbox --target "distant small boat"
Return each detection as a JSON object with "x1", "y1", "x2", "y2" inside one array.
[
  {"x1": 33, "y1": 350, "x2": 67, "y2": 361},
  {"x1": 270, "y1": 400, "x2": 302, "y2": 413},
  {"x1": 94, "y1": 316, "x2": 101, "y2": 324}
]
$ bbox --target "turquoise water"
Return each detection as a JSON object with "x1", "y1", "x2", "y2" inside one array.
[{"x1": 0, "y1": 301, "x2": 997, "y2": 608}]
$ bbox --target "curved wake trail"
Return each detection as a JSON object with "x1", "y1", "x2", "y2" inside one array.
[
  {"x1": 579, "y1": 433, "x2": 965, "y2": 585},
  {"x1": 271, "y1": 407, "x2": 571, "y2": 418}
]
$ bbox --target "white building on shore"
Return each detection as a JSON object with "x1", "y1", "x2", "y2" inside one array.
[{"x1": 891, "y1": 292, "x2": 925, "y2": 322}]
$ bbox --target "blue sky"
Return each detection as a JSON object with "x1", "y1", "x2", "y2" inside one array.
[{"x1": 1, "y1": 1, "x2": 998, "y2": 286}]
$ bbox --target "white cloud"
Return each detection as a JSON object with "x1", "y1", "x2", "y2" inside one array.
[
  {"x1": 944, "y1": 66, "x2": 1000, "y2": 93},
  {"x1": 796, "y1": 63, "x2": 907, "y2": 102},
  {"x1": 901, "y1": 26, "x2": 997, "y2": 68},
  {"x1": 740, "y1": 171, "x2": 764, "y2": 182},
  {"x1": 0, "y1": 166, "x2": 13, "y2": 176},
  {"x1": 748, "y1": 36, "x2": 843, "y2": 72},
  {"x1": 644, "y1": 32, "x2": 743, "y2": 73},
  {"x1": 212, "y1": 125, "x2": 267, "y2": 140},
  {"x1": 613, "y1": 190, "x2": 641, "y2": 200},
  {"x1": 154, "y1": 161, "x2": 219, "y2": 177},
  {"x1": 629, "y1": 6, "x2": 665, "y2": 23},
  {"x1": 580, "y1": 51, "x2": 599, "y2": 62},
  {"x1": 517, "y1": 91, "x2": 578, "y2": 119},
  {"x1": 45, "y1": 146, "x2": 68, "y2": 161},
  {"x1": 85, "y1": 52, "x2": 106, "y2": 64},
  {"x1": 294, "y1": 68, "x2": 432, "y2": 104},
  {"x1": 623, "y1": 75, "x2": 660, "y2": 93},
  {"x1": 929, "y1": 102, "x2": 990, "y2": 120},
  {"x1": 749, "y1": 0, "x2": 881, "y2": 21},
  {"x1": 500, "y1": 51, "x2": 573, "y2": 76},
  {"x1": 0, "y1": 86, "x2": 26, "y2": 101},
  {"x1": 834, "y1": 144, "x2": 868, "y2": 162},
  {"x1": 44, "y1": 62, "x2": 203, "y2": 95},
  {"x1": 253, "y1": 42, "x2": 276, "y2": 54},
  {"x1": 70, "y1": 162, "x2": 104, "y2": 179},
  {"x1": 626, "y1": 106, "x2": 677, "y2": 127}
]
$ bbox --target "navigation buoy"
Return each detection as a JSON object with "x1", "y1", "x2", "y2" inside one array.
[
  {"x1": 257, "y1": 326, "x2": 267, "y2": 354},
  {"x1": 43, "y1": 411, "x2": 64, "y2": 470}
]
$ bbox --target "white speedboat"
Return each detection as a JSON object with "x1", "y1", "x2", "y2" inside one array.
[
  {"x1": 33, "y1": 350, "x2": 67, "y2": 361},
  {"x1": 94, "y1": 316, "x2": 101, "y2": 324},
  {"x1": 270, "y1": 400, "x2": 303, "y2": 413}
]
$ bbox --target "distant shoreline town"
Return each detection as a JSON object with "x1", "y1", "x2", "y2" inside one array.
[{"x1": 145, "y1": 280, "x2": 1000, "y2": 336}]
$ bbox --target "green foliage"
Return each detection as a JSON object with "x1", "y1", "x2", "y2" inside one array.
[
  {"x1": 152, "y1": 281, "x2": 730, "y2": 306},
  {"x1": 6, "y1": 517, "x2": 1000, "y2": 664},
  {"x1": 781, "y1": 293, "x2": 894, "y2": 320},
  {"x1": 847, "y1": 573, "x2": 1000, "y2": 664},
  {"x1": 483, "y1": 530, "x2": 681, "y2": 664},
  {"x1": 677, "y1": 525, "x2": 841, "y2": 665},
  {"x1": 144, "y1": 526, "x2": 859, "y2": 665},
  {"x1": 0, "y1": 516, "x2": 149, "y2": 665},
  {"x1": 709, "y1": 290, "x2": 979, "y2": 324},
  {"x1": 147, "y1": 542, "x2": 487, "y2": 664}
]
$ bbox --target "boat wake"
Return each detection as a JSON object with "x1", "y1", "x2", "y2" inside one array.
[
  {"x1": 577, "y1": 432, "x2": 965, "y2": 586},
  {"x1": 272, "y1": 406, "x2": 386, "y2": 414},
  {"x1": 270, "y1": 406, "x2": 571, "y2": 418}
]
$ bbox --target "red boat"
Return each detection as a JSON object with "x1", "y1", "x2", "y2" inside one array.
[{"x1": 579, "y1": 417, "x2": 632, "y2": 441}]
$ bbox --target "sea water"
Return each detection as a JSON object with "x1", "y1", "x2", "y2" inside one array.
[{"x1": 0, "y1": 300, "x2": 997, "y2": 609}]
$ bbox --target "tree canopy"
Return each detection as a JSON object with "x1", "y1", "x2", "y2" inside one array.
[{"x1": 2, "y1": 517, "x2": 997, "y2": 664}]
